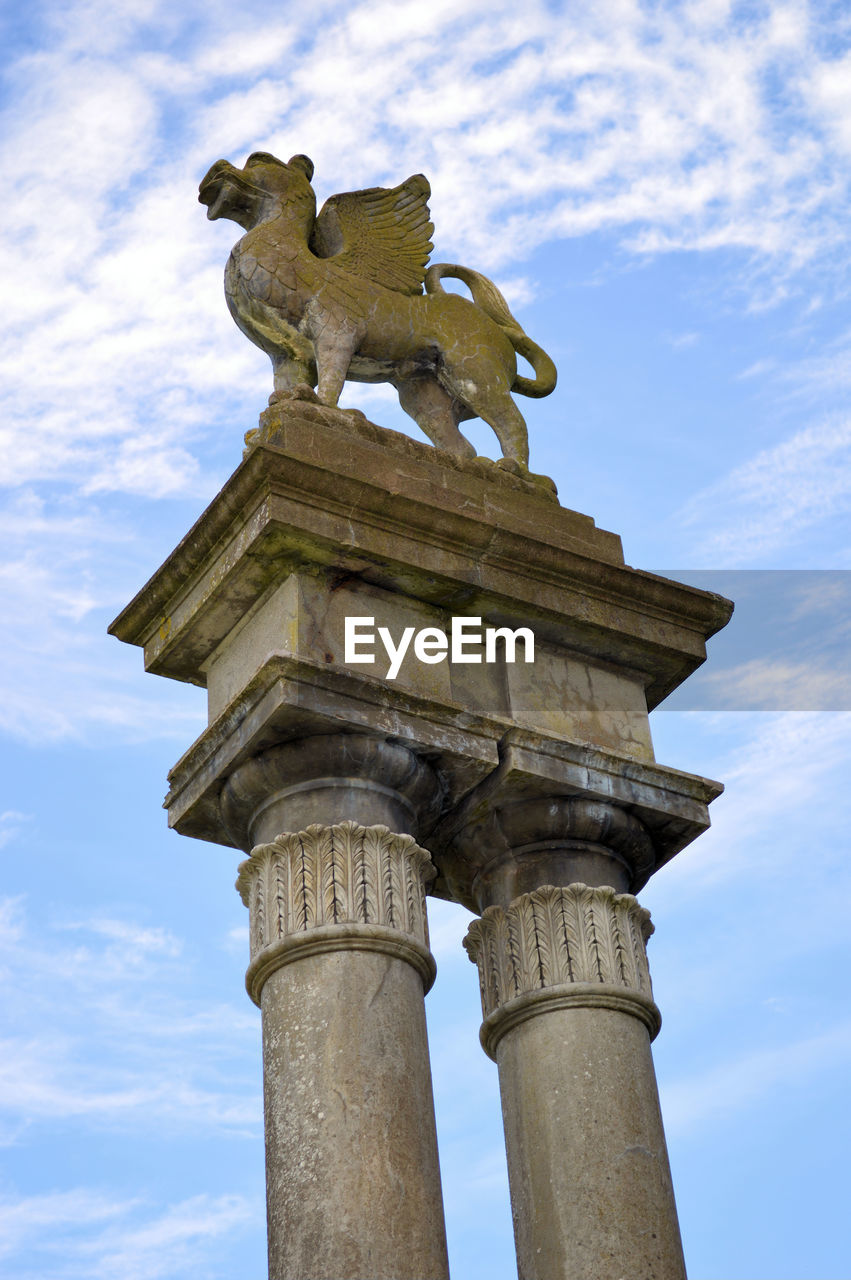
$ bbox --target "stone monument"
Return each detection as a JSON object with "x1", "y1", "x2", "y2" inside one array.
[{"x1": 110, "y1": 152, "x2": 733, "y2": 1280}]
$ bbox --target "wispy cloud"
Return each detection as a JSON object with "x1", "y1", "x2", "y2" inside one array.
[
  {"x1": 698, "y1": 657, "x2": 851, "y2": 710},
  {"x1": 3, "y1": 1, "x2": 851, "y2": 738},
  {"x1": 4, "y1": 0, "x2": 851, "y2": 498},
  {"x1": 680, "y1": 414, "x2": 851, "y2": 563},
  {"x1": 667, "y1": 331, "x2": 700, "y2": 349},
  {"x1": 0, "y1": 1189, "x2": 135, "y2": 1261},
  {"x1": 650, "y1": 710, "x2": 851, "y2": 893},
  {"x1": 0, "y1": 488, "x2": 207, "y2": 744},
  {"x1": 0, "y1": 898, "x2": 259, "y2": 1140},
  {"x1": 661, "y1": 1020, "x2": 851, "y2": 1137},
  {"x1": 0, "y1": 1189, "x2": 254, "y2": 1280},
  {"x1": 57, "y1": 918, "x2": 183, "y2": 958},
  {"x1": 0, "y1": 812, "x2": 31, "y2": 850}
]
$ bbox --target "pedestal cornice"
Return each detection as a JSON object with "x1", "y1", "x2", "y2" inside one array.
[{"x1": 108, "y1": 410, "x2": 732, "y2": 711}]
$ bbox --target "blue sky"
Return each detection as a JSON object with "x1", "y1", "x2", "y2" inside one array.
[{"x1": 2, "y1": 1, "x2": 851, "y2": 1276}]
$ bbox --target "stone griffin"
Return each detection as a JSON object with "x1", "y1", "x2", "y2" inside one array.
[{"x1": 199, "y1": 151, "x2": 557, "y2": 476}]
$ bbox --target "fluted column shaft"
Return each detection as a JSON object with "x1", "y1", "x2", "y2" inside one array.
[
  {"x1": 461, "y1": 803, "x2": 687, "y2": 1280},
  {"x1": 238, "y1": 820, "x2": 448, "y2": 1280}
]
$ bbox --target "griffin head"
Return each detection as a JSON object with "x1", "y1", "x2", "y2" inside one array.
[{"x1": 198, "y1": 152, "x2": 316, "y2": 231}]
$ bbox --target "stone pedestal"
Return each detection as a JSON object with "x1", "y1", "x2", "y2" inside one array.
[{"x1": 109, "y1": 404, "x2": 732, "y2": 1280}]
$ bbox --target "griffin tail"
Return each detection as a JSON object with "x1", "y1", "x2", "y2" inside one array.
[{"x1": 424, "y1": 263, "x2": 557, "y2": 398}]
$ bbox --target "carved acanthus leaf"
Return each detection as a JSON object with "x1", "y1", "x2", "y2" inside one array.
[
  {"x1": 237, "y1": 821, "x2": 435, "y2": 959},
  {"x1": 464, "y1": 883, "x2": 655, "y2": 1021}
]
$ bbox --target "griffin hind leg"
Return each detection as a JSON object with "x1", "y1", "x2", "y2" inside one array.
[
  {"x1": 395, "y1": 374, "x2": 476, "y2": 459},
  {"x1": 443, "y1": 366, "x2": 531, "y2": 468}
]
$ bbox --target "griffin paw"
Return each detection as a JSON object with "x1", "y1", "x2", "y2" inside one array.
[{"x1": 269, "y1": 383, "x2": 320, "y2": 406}]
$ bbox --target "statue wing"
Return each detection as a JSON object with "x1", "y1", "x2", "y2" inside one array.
[{"x1": 310, "y1": 175, "x2": 434, "y2": 295}]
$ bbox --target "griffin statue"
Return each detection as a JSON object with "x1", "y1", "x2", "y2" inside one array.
[{"x1": 199, "y1": 151, "x2": 556, "y2": 475}]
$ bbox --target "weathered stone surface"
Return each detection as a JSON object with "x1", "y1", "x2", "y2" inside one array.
[
  {"x1": 220, "y1": 733, "x2": 439, "y2": 849},
  {"x1": 238, "y1": 818, "x2": 449, "y2": 1280},
  {"x1": 109, "y1": 417, "x2": 732, "y2": 1280},
  {"x1": 496, "y1": 1004, "x2": 686, "y2": 1280},
  {"x1": 108, "y1": 410, "x2": 730, "y2": 713},
  {"x1": 430, "y1": 732, "x2": 722, "y2": 907},
  {"x1": 259, "y1": 949, "x2": 448, "y2": 1280},
  {"x1": 464, "y1": 882, "x2": 659, "y2": 1054},
  {"x1": 108, "y1": 407, "x2": 731, "y2": 887},
  {"x1": 464, "y1": 882, "x2": 682, "y2": 1280},
  {"x1": 453, "y1": 787, "x2": 692, "y2": 1277},
  {"x1": 237, "y1": 819, "x2": 436, "y2": 1005},
  {"x1": 199, "y1": 151, "x2": 557, "y2": 477}
]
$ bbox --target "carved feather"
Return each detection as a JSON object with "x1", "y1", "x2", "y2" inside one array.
[
  {"x1": 382, "y1": 833, "x2": 406, "y2": 931},
  {"x1": 273, "y1": 850, "x2": 289, "y2": 941},
  {"x1": 486, "y1": 910, "x2": 512, "y2": 1009},
  {"x1": 510, "y1": 892, "x2": 541, "y2": 991},
  {"x1": 321, "y1": 828, "x2": 341, "y2": 925},
  {"x1": 293, "y1": 833, "x2": 315, "y2": 931},
  {"x1": 559, "y1": 888, "x2": 584, "y2": 984},
  {"x1": 464, "y1": 919, "x2": 492, "y2": 1011},
  {"x1": 609, "y1": 899, "x2": 632, "y2": 986},
  {"x1": 310, "y1": 175, "x2": 434, "y2": 296},
  {"x1": 554, "y1": 890, "x2": 576, "y2": 983},
  {"x1": 596, "y1": 889, "x2": 622, "y2": 986},
  {"x1": 404, "y1": 844, "x2": 428, "y2": 940},
  {"x1": 251, "y1": 863, "x2": 265, "y2": 954},
  {"x1": 339, "y1": 823, "x2": 357, "y2": 922},
  {"x1": 360, "y1": 826, "x2": 383, "y2": 926},
  {"x1": 628, "y1": 903, "x2": 654, "y2": 995},
  {"x1": 529, "y1": 889, "x2": 556, "y2": 988},
  {"x1": 539, "y1": 887, "x2": 572, "y2": 986},
  {"x1": 583, "y1": 890, "x2": 606, "y2": 983}
]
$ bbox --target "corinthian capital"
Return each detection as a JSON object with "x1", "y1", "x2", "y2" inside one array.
[
  {"x1": 237, "y1": 820, "x2": 437, "y2": 1003},
  {"x1": 464, "y1": 883, "x2": 660, "y2": 1056}
]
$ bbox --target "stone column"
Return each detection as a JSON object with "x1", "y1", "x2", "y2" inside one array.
[
  {"x1": 459, "y1": 799, "x2": 686, "y2": 1280},
  {"x1": 230, "y1": 737, "x2": 449, "y2": 1280}
]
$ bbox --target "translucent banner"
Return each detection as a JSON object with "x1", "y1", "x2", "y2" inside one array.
[{"x1": 653, "y1": 571, "x2": 851, "y2": 711}]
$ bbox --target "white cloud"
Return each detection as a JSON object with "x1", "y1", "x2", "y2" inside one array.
[
  {"x1": 783, "y1": 325, "x2": 851, "y2": 396},
  {"x1": 737, "y1": 357, "x2": 777, "y2": 380},
  {"x1": 4, "y1": 0, "x2": 851, "y2": 510},
  {"x1": 698, "y1": 657, "x2": 851, "y2": 710},
  {"x1": 0, "y1": 488, "x2": 207, "y2": 744},
  {"x1": 3, "y1": 0, "x2": 851, "y2": 738},
  {"x1": 681, "y1": 415, "x2": 851, "y2": 563},
  {"x1": 0, "y1": 1189, "x2": 135, "y2": 1261},
  {"x1": 0, "y1": 898, "x2": 259, "y2": 1138},
  {"x1": 426, "y1": 898, "x2": 475, "y2": 963},
  {"x1": 0, "y1": 813, "x2": 31, "y2": 851},
  {"x1": 83, "y1": 1194, "x2": 253, "y2": 1280},
  {"x1": 667, "y1": 331, "x2": 700, "y2": 349},
  {"x1": 661, "y1": 1020, "x2": 851, "y2": 1136},
  {"x1": 0, "y1": 1189, "x2": 253, "y2": 1280},
  {"x1": 57, "y1": 919, "x2": 183, "y2": 957},
  {"x1": 223, "y1": 925, "x2": 249, "y2": 954},
  {"x1": 651, "y1": 711, "x2": 851, "y2": 894}
]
